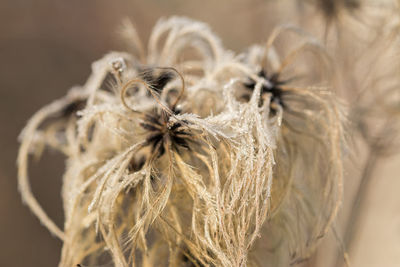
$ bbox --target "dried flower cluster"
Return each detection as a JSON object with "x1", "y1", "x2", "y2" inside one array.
[{"x1": 18, "y1": 17, "x2": 346, "y2": 266}]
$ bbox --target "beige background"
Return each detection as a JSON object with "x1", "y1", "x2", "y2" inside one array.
[{"x1": 0, "y1": 1, "x2": 399, "y2": 266}]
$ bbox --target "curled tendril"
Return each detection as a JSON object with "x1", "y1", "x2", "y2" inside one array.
[{"x1": 120, "y1": 66, "x2": 185, "y2": 116}]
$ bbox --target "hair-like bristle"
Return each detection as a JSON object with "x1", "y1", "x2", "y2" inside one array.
[{"x1": 17, "y1": 15, "x2": 354, "y2": 267}]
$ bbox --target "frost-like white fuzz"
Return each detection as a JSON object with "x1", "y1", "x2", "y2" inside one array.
[{"x1": 18, "y1": 16, "x2": 345, "y2": 267}]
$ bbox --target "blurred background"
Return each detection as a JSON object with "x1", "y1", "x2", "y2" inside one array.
[{"x1": 1, "y1": 1, "x2": 399, "y2": 266}]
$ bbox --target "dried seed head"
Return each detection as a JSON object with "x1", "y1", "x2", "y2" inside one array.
[{"x1": 17, "y1": 16, "x2": 346, "y2": 267}]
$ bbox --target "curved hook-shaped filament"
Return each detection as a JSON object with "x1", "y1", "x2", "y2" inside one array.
[{"x1": 120, "y1": 67, "x2": 185, "y2": 115}]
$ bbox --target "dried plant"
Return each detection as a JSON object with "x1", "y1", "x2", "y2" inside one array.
[
  {"x1": 288, "y1": 1, "x2": 400, "y2": 266},
  {"x1": 18, "y1": 16, "x2": 348, "y2": 267}
]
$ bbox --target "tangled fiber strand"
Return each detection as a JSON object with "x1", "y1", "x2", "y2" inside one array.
[
  {"x1": 17, "y1": 16, "x2": 346, "y2": 267},
  {"x1": 237, "y1": 25, "x2": 345, "y2": 266}
]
